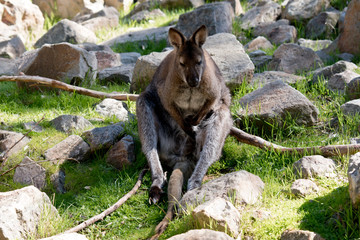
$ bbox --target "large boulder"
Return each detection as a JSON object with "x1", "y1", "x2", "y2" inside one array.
[
  {"x1": 0, "y1": 35, "x2": 26, "y2": 59},
  {"x1": 250, "y1": 71, "x2": 304, "y2": 86},
  {"x1": 175, "y1": 2, "x2": 234, "y2": 38},
  {"x1": 0, "y1": 186, "x2": 58, "y2": 240},
  {"x1": 340, "y1": 99, "x2": 360, "y2": 116},
  {"x1": 297, "y1": 38, "x2": 332, "y2": 51},
  {"x1": 327, "y1": 70, "x2": 360, "y2": 93},
  {"x1": 23, "y1": 43, "x2": 97, "y2": 86},
  {"x1": 0, "y1": 130, "x2": 30, "y2": 158},
  {"x1": 167, "y1": 229, "x2": 234, "y2": 240},
  {"x1": 236, "y1": 81, "x2": 319, "y2": 127},
  {"x1": 306, "y1": 11, "x2": 340, "y2": 39},
  {"x1": 282, "y1": 0, "x2": 330, "y2": 22},
  {"x1": 240, "y1": 0, "x2": 281, "y2": 30},
  {"x1": 13, "y1": 157, "x2": 47, "y2": 190},
  {"x1": 0, "y1": 0, "x2": 44, "y2": 41},
  {"x1": 293, "y1": 155, "x2": 336, "y2": 179},
  {"x1": 253, "y1": 20, "x2": 297, "y2": 45},
  {"x1": 102, "y1": 26, "x2": 171, "y2": 48},
  {"x1": 311, "y1": 60, "x2": 359, "y2": 83},
  {"x1": 348, "y1": 152, "x2": 360, "y2": 206},
  {"x1": 180, "y1": 170, "x2": 264, "y2": 208},
  {"x1": 338, "y1": 0, "x2": 360, "y2": 55},
  {"x1": 130, "y1": 33, "x2": 254, "y2": 92},
  {"x1": 44, "y1": 135, "x2": 91, "y2": 165},
  {"x1": 192, "y1": 197, "x2": 241, "y2": 237},
  {"x1": 269, "y1": 43, "x2": 323, "y2": 74},
  {"x1": 37, "y1": 0, "x2": 104, "y2": 19},
  {"x1": 34, "y1": 19, "x2": 97, "y2": 48}
]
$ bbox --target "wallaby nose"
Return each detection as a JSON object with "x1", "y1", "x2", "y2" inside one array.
[{"x1": 187, "y1": 77, "x2": 200, "y2": 88}]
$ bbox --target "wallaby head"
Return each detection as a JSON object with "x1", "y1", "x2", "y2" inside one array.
[{"x1": 168, "y1": 25, "x2": 208, "y2": 88}]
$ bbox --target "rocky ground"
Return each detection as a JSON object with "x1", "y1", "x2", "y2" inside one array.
[{"x1": 1, "y1": 0, "x2": 360, "y2": 239}]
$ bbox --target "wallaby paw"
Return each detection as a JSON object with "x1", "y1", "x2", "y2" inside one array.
[
  {"x1": 149, "y1": 186, "x2": 163, "y2": 204},
  {"x1": 149, "y1": 219, "x2": 169, "y2": 240}
]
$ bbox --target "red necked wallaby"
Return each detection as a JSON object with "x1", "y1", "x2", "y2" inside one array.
[{"x1": 136, "y1": 25, "x2": 232, "y2": 238}]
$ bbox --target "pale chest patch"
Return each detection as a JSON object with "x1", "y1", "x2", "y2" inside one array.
[{"x1": 174, "y1": 88, "x2": 206, "y2": 117}]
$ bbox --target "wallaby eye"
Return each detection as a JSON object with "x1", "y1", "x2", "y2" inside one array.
[
  {"x1": 180, "y1": 62, "x2": 185, "y2": 67},
  {"x1": 196, "y1": 60, "x2": 202, "y2": 65}
]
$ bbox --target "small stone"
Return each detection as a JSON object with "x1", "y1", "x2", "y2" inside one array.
[
  {"x1": 167, "y1": 229, "x2": 234, "y2": 240},
  {"x1": 50, "y1": 115, "x2": 93, "y2": 133},
  {"x1": 348, "y1": 152, "x2": 360, "y2": 206},
  {"x1": 291, "y1": 179, "x2": 319, "y2": 197},
  {"x1": 281, "y1": 229, "x2": 324, "y2": 240},
  {"x1": 95, "y1": 98, "x2": 130, "y2": 122},
  {"x1": 13, "y1": 156, "x2": 46, "y2": 190},
  {"x1": 245, "y1": 36, "x2": 274, "y2": 52},
  {"x1": 341, "y1": 99, "x2": 360, "y2": 116},
  {"x1": 106, "y1": 135, "x2": 135, "y2": 170},
  {"x1": 0, "y1": 130, "x2": 30, "y2": 158},
  {"x1": 23, "y1": 121, "x2": 43, "y2": 133},
  {"x1": 293, "y1": 155, "x2": 336, "y2": 179},
  {"x1": 50, "y1": 170, "x2": 66, "y2": 194}
]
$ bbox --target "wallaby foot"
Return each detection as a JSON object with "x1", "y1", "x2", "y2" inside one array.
[
  {"x1": 149, "y1": 186, "x2": 163, "y2": 204},
  {"x1": 150, "y1": 217, "x2": 171, "y2": 240}
]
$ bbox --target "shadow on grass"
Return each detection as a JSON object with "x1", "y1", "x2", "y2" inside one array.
[{"x1": 299, "y1": 185, "x2": 360, "y2": 240}]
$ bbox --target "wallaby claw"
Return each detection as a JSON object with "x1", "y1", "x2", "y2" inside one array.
[{"x1": 149, "y1": 186, "x2": 163, "y2": 204}]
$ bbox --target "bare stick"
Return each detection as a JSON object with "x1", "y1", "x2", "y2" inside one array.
[
  {"x1": 0, "y1": 75, "x2": 139, "y2": 101},
  {"x1": 229, "y1": 126, "x2": 360, "y2": 157},
  {"x1": 64, "y1": 168, "x2": 148, "y2": 233}
]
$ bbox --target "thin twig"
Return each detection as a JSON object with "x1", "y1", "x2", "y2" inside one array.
[
  {"x1": 0, "y1": 115, "x2": 45, "y2": 171},
  {"x1": 64, "y1": 168, "x2": 148, "y2": 233}
]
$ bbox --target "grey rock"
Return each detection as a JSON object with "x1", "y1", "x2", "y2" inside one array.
[
  {"x1": 250, "y1": 71, "x2": 304, "y2": 86},
  {"x1": 297, "y1": 38, "x2": 332, "y2": 51},
  {"x1": 50, "y1": 170, "x2": 66, "y2": 194},
  {"x1": 0, "y1": 58, "x2": 18, "y2": 75},
  {"x1": 175, "y1": 2, "x2": 234, "y2": 38},
  {"x1": 23, "y1": 43, "x2": 98, "y2": 86},
  {"x1": 244, "y1": 36, "x2": 274, "y2": 52},
  {"x1": 23, "y1": 121, "x2": 43, "y2": 133},
  {"x1": 293, "y1": 155, "x2": 336, "y2": 178},
  {"x1": 269, "y1": 43, "x2": 323, "y2": 74},
  {"x1": 328, "y1": 70, "x2": 360, "y2": 93},
  {"x1": 34, "y1": 19, "x2": 97, "y2": 48},
  {"x1": 202, "y1": 33, "x2": 255, "y2": 89},
  {"x1": 104, "y1": 0, "x2": 133, "y2": 13},
  {"x1": 102, "y1": 26, "x2": 171, "y2": 48},
  {"x1": 282, "y1": 0, "x2": 330, "y2": 22},
  {"x1": 106, "y1": 135, "x2": 135, "y2": 170},
  {"x1": 13, "y1": 157, "x2": 46, "y2": 190},
  {"x1": 0, "y1": 186, "x2": 58, "y2": 240},
  {"x1": 40, "y1": 233, "x2": 89, "y2": 240},
  {"x1": 0, "y1": 130, "x2": 30, "y2": 158},
  {"x1": 44, "y1": 135, "x2": 91, "y2": 165},
  {"x1": 74, "y1": 6, "x2": 119, "y2": 32},
  {"x1": 339, "y1": 8, "x2": 347, "y2": 34},
  {"x1": 0, "y1": 35, "x2": 26, "y2": 59},
  {"x1": 180, "y1": 170, "x2": 264, "y2": 208},
  {"x1": 346, "y1": 77, "x2": 360, "y2": 100},
  {"x1": 253, "y1": 20, "x2": 297, "y2": 45},
  {"x1": 130, "y1": 9, "x2": 166, "y2": 22},
  {"x1": 50, "y1": 115, "x2": 93, "y2": 133},
  {"x1": 167, "y1": 229, "x2": 234, "y2": 240},
  {"x1": 311, "y1": 60, "x2": 359, "y2": 83},
  {"x1": 348, "y1": 152, "x2": 360, "y2": 206},
  {"x1": 192, "y1": 197, "x2": 241, "y2": 237},
  {"x1": 82, "y1": 123, "x2": 125, "y2": 151},
  {"x1": 98, "y1": 64, "x2": 134, "y2": 85},
  {"x1": 94, "y1": 50, "x2": 121, "y2": 71},
  {"x1": 119, "y1": 52, "x2": 141, "y2": 64},
  {"x1": 251, "y1": 55, "x2": 272, "y2": 71},
  {"x1": 290, "y1": 179, "x2": 319, "y2": 196},
  {"x1": 306, "y1": 11, "x2": 339, "y2": 39},
  {"x1": 237, "y1": 81, "x2": 319, "y2": 127},
  {"x1": 281, "y1": 229, "x2": 324, "y2": 240},
  {"x1": 77, "y1": 42, "x2": 113, "y2": 52},
  {"x1": 95, "y1": 98, "x2": 130, "y2": 121},
  {"x1": 240, "y1": 0, "x2": 281, "y2": 30},
  {"x1": 130, "y1": 50, "x2": 171, "y2": 92},
  {"x1": 341, "y1": 99, "x2": 360, "y2": 116},
  {"x1": 248, "y1": 50, "x2": 266, "y2": 58},
  {"x1": 337, "y1": 52, "x2": 354, "y2": 62}
]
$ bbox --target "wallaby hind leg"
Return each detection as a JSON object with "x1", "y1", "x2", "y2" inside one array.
[
  {"x1": 136, "y1": 95, "x2": 166, "y2": 203},
  {"x1": 150, "y1": 162, "x2": 193, "y2": 240}
]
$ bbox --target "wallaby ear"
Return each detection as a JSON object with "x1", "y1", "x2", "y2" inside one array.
[
  {"x1": 168, "y1": 28, "x2": 185, "y2": 49},
  {"x1": 191, "y1": 25, "x2": 208, "y2": 48}
]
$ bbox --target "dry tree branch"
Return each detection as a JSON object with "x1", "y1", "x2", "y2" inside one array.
[
  {"x1": 1, "y1": 75, "x2": 360, "y2": 157},
  {"x1": 64, "y1": 168, "x2": 148, "y2": 233},
  {"x1": 0, "y1": 75, "x2": 139, "y2": 101}
]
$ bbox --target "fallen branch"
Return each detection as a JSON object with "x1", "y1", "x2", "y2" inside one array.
[
  {"x1": 65, "y1": 168, "x2": 148, "y2": 233},
  {"x1": 229, "y1": 127, "x2": 360, "y2": 157},
  {"x1": 2, "y1": 75, "x2": 360, "y2": 157},
  {"x1": 0, "y1": 75, "x2": 139, "y2": 101}
]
